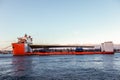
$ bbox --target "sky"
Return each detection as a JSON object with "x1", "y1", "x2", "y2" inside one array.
[{"x1": 0, "y1": 0, "x2": 120, "y2": 49}]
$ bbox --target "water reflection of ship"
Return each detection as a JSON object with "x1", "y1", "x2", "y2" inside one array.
[
  {"x1": 12, "y1": 56, "x2": 32, "y2": 76},
  {"x1": 102, "y1": 55, "x2": 114, "y2": 70}
]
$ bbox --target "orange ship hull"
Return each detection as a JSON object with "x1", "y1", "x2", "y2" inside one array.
[
  {"x1": 26, "y1": 52, "x2": 114, "y2": 56},
  {"x1": 12, "y1": 43, "x2": 114, "y2": 56},
  {"x1": 12, "y1": 43, "x2": 25, "y2": 56}
]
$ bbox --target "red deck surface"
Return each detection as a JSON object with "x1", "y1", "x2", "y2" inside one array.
[{"x1": 25, "y1": 52, "x2": 114, "y2": 56}]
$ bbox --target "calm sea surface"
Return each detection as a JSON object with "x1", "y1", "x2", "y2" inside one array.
[{"x1": 0, "y1": 53, "x2": 120, "y2": 80}]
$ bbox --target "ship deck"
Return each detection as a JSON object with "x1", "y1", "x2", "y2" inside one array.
[{"x1": 29, "y1": 44, "x2": 94, "y2": 48}]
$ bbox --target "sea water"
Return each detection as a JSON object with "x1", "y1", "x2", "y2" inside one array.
[{"x1": 0, "y1": 53, "x2": 120, "y2": 80}]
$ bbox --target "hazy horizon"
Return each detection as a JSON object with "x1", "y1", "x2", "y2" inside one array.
[{"x1": 0, "y1": 0, "x2": 120, "y2": 49}]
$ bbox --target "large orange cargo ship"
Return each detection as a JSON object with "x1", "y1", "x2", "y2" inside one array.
[{"x1": 12, "y1": 34, "x2": 114, "y2": 56}]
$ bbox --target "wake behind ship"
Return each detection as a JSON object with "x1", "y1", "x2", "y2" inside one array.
[{"x1": 12, "y1": 34, "x2": 114, "y2": 56}]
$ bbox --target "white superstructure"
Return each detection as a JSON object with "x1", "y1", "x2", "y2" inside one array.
[{"x1": 101, "y1": 41, "x2": 114, "y2": 52}]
